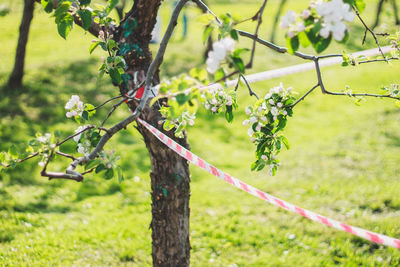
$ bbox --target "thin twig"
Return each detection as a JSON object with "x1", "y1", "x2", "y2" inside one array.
[
  {"x1": 247, "y1": 0, "x2": 268, "y2": 68},
  {"x1": 57, "y1": 126, "x2": 95, "y2": 146},
  {"x1": 238, "y1": 74, "x2": 259, "y2": 99},
  {"x1": 56, "y1": 151, "x2": 76, "y2": 160},
  {"x1": 353, "y1": 6, "x2": 387, "y2": 60},
  {"x1": 88, "y1": 95, "x2": 123, "y2": 112},
  {"x1": 291, "y1": 84, "x2": 319, "y2": 108}
]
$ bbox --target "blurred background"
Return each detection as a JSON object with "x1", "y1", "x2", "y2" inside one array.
[{"x1": 0, "y1": 0, "x2": 400, "y2": 265}]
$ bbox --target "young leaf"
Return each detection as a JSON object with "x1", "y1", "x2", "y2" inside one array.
[
  {"x1": 286, "y1": 36, "x2": 299, "y2": 55},
  {"x1": 117, "y1": 167, "x2": 124, "y2": 183},
  {"x1": 41, "y1": 0, "x2": 54, "y2": 13},
  {"x1": 104, "y1": 168, "x2": 114, "y2": 180},
  {"x1": 78, "y1": 9, "x2": 92, "y2": 30},
  {"x1": 202, "y1": 26, "x2": 213, "y2": 44},
  {"x1": 89, "y1": 41, "x2": 100, "y2": 54},
  {"x1": 57, "y1": 14, "x2": 74, "y2": 39},
  {"x1": 95, "y1": 164, "x2": 107, "y2": 173}
]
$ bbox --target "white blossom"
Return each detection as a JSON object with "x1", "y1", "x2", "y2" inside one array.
[
  {"x1": 261, "y1": 155, "x2": 267, "y2": 160},
  {"x1": 73, "y1": 125, "x2": 90, "y2": 142},
  {"x1": 248, "y1": 127, "x2": 254, "y2": 137},
  {"x1": 280, "y1": 10, "x2": 297, "y2": 29},
  {"x1": 77, "y1": 141, "x2": 91, "y2": 156},
  {"x1": 65, "y1": 95, "x2": 84, "y2": 118},
  {"x1": 206, "y1": 37, "x2": 236, "y2": 74},
  {"x1": 243, "y1": 119, "x2": 250, "y2": 126},
  {"x1": 277, "y1": 102, "x2": 283, "y2": 108},
  {"x1": 269, "y1": 99, "x2": 275, "y2": 105},
  {"x1": 250, "y1": 116, "x2": 257, "y2": 123},
  {"x1": 211, "y1": 107, "x2": 217, "y2": 112},
  {"x1": 316, "y1": 0, "x2": 355, "y2": 41},
  {"x1": 302, "y1": 9, "x2": 311, "y2": 19},
  {"x1": 37, "y1": 133, "x2": 51, "y2": 144},
  {"x1": 245, "y1": 107, "x2": 252, "y2": 115},
  {"x1": 282, "y1": 110, "x2": 288, "y2": 116}
]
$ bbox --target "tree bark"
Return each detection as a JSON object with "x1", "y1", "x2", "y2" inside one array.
[
  {"x1": 7, "y1": 0, "x2": 35, "y2": 89},
  {"x1": 116, "y1": 1, "x2": 191, "y2": 265},
  {"x1": 137, "y1": 108, "x2": 191, "y2": 267}
]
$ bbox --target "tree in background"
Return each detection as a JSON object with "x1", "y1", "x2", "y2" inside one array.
[
  {"x1": 7, "y1": 0, "x2": 35, "y2": 90},
  {"x1": 1, "y1": 0, "x2": 400, "y2": 266},
  {"x1": 372, "y1": 0, "x2": 400, "y2": 29}
]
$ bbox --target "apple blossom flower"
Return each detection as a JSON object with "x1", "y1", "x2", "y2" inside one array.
[
  {"x1": 243, "y1": 119, "x2": 250, "y2": 125},
  {"x1": 65, "y1": 95, "x2": 84, "y2": 118},
  {"x1": 277, "y1": 102, "x2": 283, "y2": 108},
  {"x1": 302, "y1": 9, "x2": 311, "y2": 19},
  {"x1": 316, "y1": 0, "x2": 355, "y2": 41},
  {"x1": 261, "y1": 155, "x2": 267, "y2": 160},
  {"x1": 280, "y1": 10, "x2": 297, "y2": 29},
  {"x1": 206, "y1": 37, "x2": 236, "y2": 74}
]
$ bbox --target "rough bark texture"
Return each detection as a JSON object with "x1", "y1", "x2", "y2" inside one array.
[
  {"x1": 115, "y1": 1, "x2": 191, "y2": 266},
  {"x1": 7, "y1": 0, "x2": 35, "y2": 89},
  {"x1": 137, "y1": 107, "x2": 191, "y2": 267}
]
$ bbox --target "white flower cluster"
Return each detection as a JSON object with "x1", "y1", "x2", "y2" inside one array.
[
  {"x1": 77, "y1": 141, "x2": 91, "y2": 157},
  {"x1": 243, "y1": 83, "x2": 292, "y2": 138},
  {"x1": 179, "y1": 112, "x2": 196, "y2": 126},
  {"x1": 36, "y1": 133, "x2": 56, "y2": 167},
  {"x1": 73, "y1": 125, "x2": 91, "y2": 142},
  {"x1": 99, "y1": 150, "x2": 120, "y2": 169},
  {"x1": 316, "y1": 0, "x2": 355, "y2": 41},
  {"x1": 65, "y1": 95, "x2": 84, "y2": 118},
  {"x1": 206, "y1": 37, "x2": 235, "y2": 74},
  {"x1": 280, "y1": 0, "x2": 355, "y2": 42},
  {"x1": 279, "y1": 10, "x2": 305, "y2": 37},
  {"x1": 204, "y1": 88, "x2": 234, "y2": 113},
  {"x1": 37, "y1": 133, "x2": 52, "y2": 144}
]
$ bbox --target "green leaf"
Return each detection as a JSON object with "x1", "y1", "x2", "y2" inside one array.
[
  {"x1": 225, "y1": 105, "x2": 234, "y2": 123},
  {"x1": 281, "y1": 136, "x2": 290, "y2": 149},
  {"x1": 53, "y1": 1, "x2": 71, "y2": 18},
  {"x1": 196, "y1": 13, "x2": 215, "y2": 25},
  {"x1": 106, "y1": 0, "x2": 119, "y2": 14},
  {"x1": 57, "y1": 13, "x2": 73, "y2": 39},
  {"x1": 78, "y1": 9, "x2": 92, "y2": 30},
  {"x1": 82, "y1": 110, "x2": 89, "y2": 121},
  {"x1": 89, "y1": 41, "x2": 100, "y2": 54},
  {"x1": 116, "y1": 167, "x2": 124, "y2": 183},
  {"x1": 8, "y1": 145, "x2": 18, "y2": 158},
  {"x1": 298, "y1": 31, "x2": 310, "y2": 48},
  {"x1": 230, "y1": 29, "x2": 239, "y2": 40},
  {"x1": 202, "y1": 26, "x2": 213, "y2": 44},
  {"x1": 232, "y1": 57, "x2": 245, "y2": 73},
  {"x1": 314, "y1": 35, "x2": 331, "y2": 53},
  {"x1": 95, "y1": 164, "x2": 107, "y2": 173},
  {"x1": 109, "y1": 68, "x2": 122, "y2": 84},
  {"x1": 85, "y1": 159, "x2": 100, "y2": 170},
  {"x1": 79, "y1": 0, "x2": 91, "y2": 6},
  {"x1": 176, "y1": 93, "x2": 189, "y2": 105},
  {"x1": 286, "y1": 36, "x2": 299, "y2": 55},
  {"x1": 41, "y1": 0, "x2": 54, "y2": 13},
  {"x1": 103, "y1": 168, "x2": 114, "y2": 180},
  {"x1": 354, "y1": 0, "x2": 366, "y2": 13},
  {"x1": 214, "y1": 68, "x2": 225, "y2": 81}
]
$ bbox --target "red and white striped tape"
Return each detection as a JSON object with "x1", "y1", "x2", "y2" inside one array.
[{"x1": 137, "y1": 118, "x2": 400, "y2": 250}]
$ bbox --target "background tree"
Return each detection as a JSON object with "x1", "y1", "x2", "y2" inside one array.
[{"x1": 7, "y1": 0, "x2": 35, "y2": 90}]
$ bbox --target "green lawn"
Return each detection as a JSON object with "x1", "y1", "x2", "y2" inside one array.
[{"x1": 1, "y1": 0, "x2": 400, "y2": 266}]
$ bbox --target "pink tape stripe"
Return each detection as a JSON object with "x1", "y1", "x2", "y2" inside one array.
[{"x1": 137, "y1": 118, "x2": 400, "y2": 250}]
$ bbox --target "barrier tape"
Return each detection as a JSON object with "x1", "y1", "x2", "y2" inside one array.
[{"x1": 137, "y1": 118, "x2": 400, "y2": 249}]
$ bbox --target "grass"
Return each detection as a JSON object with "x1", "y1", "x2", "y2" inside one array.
[{"x1": 1, "y1": 0, "x2": 400, "y2": 266}]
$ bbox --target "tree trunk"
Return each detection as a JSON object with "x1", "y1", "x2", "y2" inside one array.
[
  {"x1": 7, "y1": 0, "x2": 35, "y2": 89},
  {"x1": 116, "y1": 1, "x2": 191, "y2": 265},
  {"x1": 138, "y1": 108, "x2": 191, "y2": 267}
]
